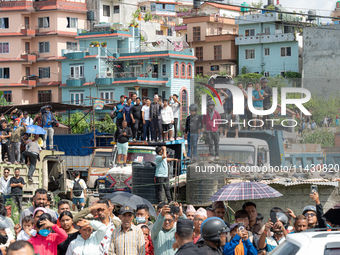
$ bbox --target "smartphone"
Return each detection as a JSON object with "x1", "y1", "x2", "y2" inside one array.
[
  {"x1": 270, "y1": 211, "x2": 277, "y2": 225},
  {"x1": 170, "y1": 206, "x2": 180, "y2": 214},
  {"x1": 238, "y1": 222, "x2": 245, "y2": 232},
  {"x1": 311, "y1": 185, "x2": 318, "y2": 194}
]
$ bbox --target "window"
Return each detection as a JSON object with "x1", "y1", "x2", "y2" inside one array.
[
  {"x1": 0, "y1": 18, "x2": 9, "y2": 29},
  {"x1": 281, "y1": 47, "x2": 291, "y2": 57},
  {"x1": 39, "y1": 67, "x2": 50, "y2": 79},
  {"x1": 66, "y1": 17, "x2": 78, "y2": 28},
  {"x1": 140, "y1": 6, "x2": 146, "y2": 11},
  {"x1": 39, "y1": 42, "x2": 50, "y2": 53},
  {"x1": 211, "y1": 65, "x2": 219, "y2": 71},
  {"x1": 174, "y1": 62, "x2": 179, "y2": 78},
  {"x1": 162, "y1": 64, "x2": 166, "y2": 76},
  {"x1": 113, "y1": 6, "x2": 120, "y2": 13},
  {"x1": 66, "y1": 42, "x2": 77, "y2": 51},
  {"x1": 156, "y1": 30, "x2": 163, "y2": 35},
  {"x1": 187, "y1": 64, "x2": 192, "y2": 78},
  {"x1": 0, "y1": 43, "x2": 9, "y2": 54},
  {"x1": 103, "y1": 5, "x2": 110, "y2": 17},
  {"x1": 180, "y1": 89, "x2": 188, "y2": 121},
  {"x1": 196, "y1": 66, "x2": 203, "y2": 75},
  {"x1": 38, "y1": 17, "x2": 49, "y2": 28},
  {"x1": 264, "y1": 72, "x2": 270, "y2": 77},
  {"x1": 100, "y1": 91, "x2": 114, "y2": 104},
  {"x1": 161, "y1": 91, "x2": 166, "y2": 100},
  {"x1": 245, "y1": 49, "x2": 255, "y2": 59},
  {"x1": 38, "y1": 90, "x2": 51, "y2": 103},
  {"x1": 264, "y1": 48, "x2": 270, "y2": 56},
  {"x1": 193, "y1": 27, "x2": 201, "y2": 41},
  {"x1": 70, "y1": 92, "x2": 84, "y2": 105},
  {"x1": 245, "y1": 29, "x2": 255, "y2": 36},
  {"x1": 195, "y1": 47, "x2": 203, "y2": 61},
  {"x1": 0, "y1": 68, "x2": 9, "y2": 79},
  {"x1": 214, "y1": 45, "x2": 222, "y2": 60},
  {"x1": 280, "y1": 71, "x2": 285, "y2": 77},
  {"x1": 70, "y1": 65, "x2": 84, "y2": 78},
  {"x1": 3, "y1": 91, "x2": 11, "y2": 102},
  {"x1": 264, "y1": 27, "x2": 270, "y2": 34},
  {"x1": 181, "y1": 63, "x2": 186, "y2": 78}
]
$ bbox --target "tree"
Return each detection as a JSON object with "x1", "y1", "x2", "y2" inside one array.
[
  {"x1": 251, "y1": 0, "x2": 263, "y2": 8},
  {"x1": 62, "y1": 111, "x2": 91, "y2": 134}
]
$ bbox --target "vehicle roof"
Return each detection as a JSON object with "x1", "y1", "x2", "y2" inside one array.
[
  {"x1": 286, "y1": 230, "x2": 340, "y2": 248},
  {"x1": 198, "y1": 137, "x2": 269, "y2": 147}
]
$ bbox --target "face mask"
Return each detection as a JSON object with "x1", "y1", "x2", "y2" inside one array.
[
  {"x1": 136, "y1": 217, "x2": 146, "y2": 224},
  {"x1": 46, "y1": 110, "x2": 50, "y2": 113},
  {"x1": 39, "y1": 229, "x2": 51, "y2": 237},
  {"x1": 0, "y1": 234, "x2": 8, "y2": 245}
]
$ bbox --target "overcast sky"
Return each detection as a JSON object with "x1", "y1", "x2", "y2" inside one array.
[{"x1": 233, "y1": 0, "x2": 336, "y2": 18}]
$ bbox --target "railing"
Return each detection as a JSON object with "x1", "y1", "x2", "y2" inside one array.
[
  {"x1": 67, "y1": 75, "x2": 85, "y2": 80},
  {"x1": 21, "y1": 50, "x2": 39, "y2": 55},
  {"x1": 0, "y1": 0, "x2": 34, "y2": 9},
  {"x1": 33, "y1": 0, "x2": 86, "y2": 11},
  {"x1": 96, "y1": 72, "x2": 163, "y2": 79}
]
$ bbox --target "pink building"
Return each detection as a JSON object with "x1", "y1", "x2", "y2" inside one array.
[{"x1": 0, "y1": 0, "x2": 87, "y2": 105}]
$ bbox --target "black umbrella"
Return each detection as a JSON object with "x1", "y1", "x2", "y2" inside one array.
[
  {"x1": 103, "y1": 191, "x2": 157, "y2": 217},
  {"x1": 323, "y1": 203, "x2": 340, "y2": 225}
]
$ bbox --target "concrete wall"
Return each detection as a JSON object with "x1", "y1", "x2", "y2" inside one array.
[
  {"x1": 228, "y1": 184, "x2": 340, "y2": 224},
  {"x1": 302, "y1": 25, "x2": 340, "y2": 97}
]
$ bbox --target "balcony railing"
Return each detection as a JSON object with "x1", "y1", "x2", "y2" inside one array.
[
  {"x1": 0, "y1": 1, "x2": 34, "y2": 10},
  {"x1": 22, "y1": 75, "x2": 39, "y2": 86},
  {"x1": 96, "y1": 72, "x2": 169, "y2": 81},
  {"x1": 236, "y1": 33, "x2": 296, "y2": 45},
  {"x1": 33, "y1": 0, "x2": 86, "y2": 11},
  {"x1": 66, "y1": 76, "x2": 85, "y2": 86},
  {"x1": 21, "y1": 50, "x2": 39, "y2": 61}
]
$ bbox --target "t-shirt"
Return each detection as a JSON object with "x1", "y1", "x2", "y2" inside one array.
[
  {"x1": 265, "y1": 236, "x2": 285, "y2": 252},
  {"x1": 10, "y1": 177, "x2": 25, "y2": 195},
  {"x1": 131, "y1": 104, "x2": 143, "y2": 120},
  {"x1": 252, "y1": 90, "x2": 264, "y2": 108},
  {"x1": 122, "y1": 105, "x2": 133, "y2": 123},
  {"x1": 155, "y1": 155, "x2": 168, "y2": 177},
  {"x1": 171, "y1": 102, "x2": 180, "y2": 118},
  {"x1": 70, "y1": 178, "x2": 87, "y2": 198},
  {"x1": 142, "y1": 105, "x2": 150, "y2": 120},
  {"x1": 0, "y1": 127, "x2": 11, "y2": 145},
  {"x1": 44, "y1": 112, "x2": 52, "y2": 128}
]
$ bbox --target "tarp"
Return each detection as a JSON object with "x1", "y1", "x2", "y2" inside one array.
[{"x1": 53, "y1": 131, "x2": 112, "y2": 156}]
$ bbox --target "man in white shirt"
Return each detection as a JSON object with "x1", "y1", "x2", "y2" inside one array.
[
  {"x1": 0, "y1": 168, "x2": 11, "y2": 204},
  {"x1": 142, "y1": 98, "x2": 151, "y2": 141},
  {"x1": 20, "y1": 112, "x2": 33, "y2": 127},
  {"x1": 161, "y1": 99, "x2": 174, "y2": 142},
  {"x1": 169, "y1": 94, "x2": 181, "y2": 140}
]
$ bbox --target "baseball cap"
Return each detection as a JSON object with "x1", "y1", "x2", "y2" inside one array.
[
  {"x1": 230, "y1": 223, "x2": 238, "y2": 231},
  {"x1": 119, "y1": 206, "x2": 134, "y2": 215}
]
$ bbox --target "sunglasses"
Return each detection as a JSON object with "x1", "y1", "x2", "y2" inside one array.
[
  {"x1": 164, "y1": 219, "x2": 174, "y2": 223},
  {"x1": 4, "y1": 172, "x2": 9, "y2": 174},
  {"x1": 305, "y1": 213, "x2": 316, "y2": 217}
]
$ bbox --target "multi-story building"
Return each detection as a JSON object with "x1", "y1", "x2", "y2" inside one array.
[
  {"x1": 235, "y1": 11, "x2": 303, "y2": 76},
  {"x1": 61, "y1": 27, "x2": 195, "y2": 121},
  {"x1": 332, "y1": 1, "x2": 340, "y2": 24},
  {"x1": 0, "y1": 0, "x2": 87, "y2": 105},
  {"x1": 183, "y1": 6, "x2": 239, "y2": 77}
]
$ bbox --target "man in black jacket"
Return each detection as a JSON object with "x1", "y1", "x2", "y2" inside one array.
[
  {"x1": 116, "y1": 120, "x2": 132, "y2": 167},
  {"x1": 185, "y1": 104, "x2": 202, "y2": 160},
  {"x1": 175, "y1": 219, "x2": 204, "y2": 255},
  {"x1": 130, "y1": 97, "x2": 143, "y2": 141},
  {"x1": 149, "y1": 94, "x2": 162, "y2": 142}
]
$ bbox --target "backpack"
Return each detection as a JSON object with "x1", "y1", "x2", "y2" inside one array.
[{"x1": 73, "y1": 179, "x2": 83, "y2": 197}]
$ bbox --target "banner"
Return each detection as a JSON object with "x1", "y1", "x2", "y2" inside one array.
[{"x1": 94, "y1": 99, "x2": 104, "y2": 110}]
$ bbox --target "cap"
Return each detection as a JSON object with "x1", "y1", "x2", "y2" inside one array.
[
  {"x1": 154, "y1": 94, "x2": 159, "y2": 98},
  {"x1": 176, "y1": 219, "x2": 194, "y2": 233},
  {"x1": 14, "y1": 118, "x2": 20, "y2": 123},
  {"x1": 119, "y1": 206, "x2": 134, "y2": 215},
  {"x1": 195, "y1": 207, "x2": 207, "y2": 218},
  {"x1": 33, "y1": 207, "x2": 47, "y2": 217},
  {"x1": 230, "y1": 223, "x2": 238, "y2": 231},
  {"x1": 186, "y1": 205, "x2": 196, "y2": 213}
]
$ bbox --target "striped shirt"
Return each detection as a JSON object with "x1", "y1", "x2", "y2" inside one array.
[{"x1": 109, "y1": 224, "x2": 145, "y2": 255}]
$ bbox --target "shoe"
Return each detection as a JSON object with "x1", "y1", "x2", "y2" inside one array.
[
  {"x1": 133, "y1": 138, "x2": 136, "y2": 142},
  {"x1": 116, "y1": 163, "x2": 121, "y2": 167},
  {"x1": 215, "y1": 156, "x2": 220, "y2": 160},
  {"x1": 123, "y1": 163, "x2": 127, "y2": 167},
  {"x1": 28, "y1": 177, "x2": 33, "y2": 182},
  {"x1": 6, "y1": 161, "x2": 11, "y2": 165},
  {"x1": 209, "y1": 157, "x2": 214, "y2": 162},
  {"x1": 170, "y1": 138, "x2": 174, "y2": 141},
  {"x1": 14, "y1": 161, "x2": 19, "y2": 165}
]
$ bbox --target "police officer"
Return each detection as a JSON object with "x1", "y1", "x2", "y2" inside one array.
[
  {"x1": 175, "y1": 219, "x2": 204, "y2": 255},
  {"x1": 197, "y1": 217, "x2": 230, "y2": 254}
]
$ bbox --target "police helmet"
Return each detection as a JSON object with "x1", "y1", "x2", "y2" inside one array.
[{"x1": 200, "y1": 217, "x2": 230, "y2": 244}]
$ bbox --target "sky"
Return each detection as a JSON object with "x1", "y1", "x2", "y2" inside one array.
[{"x1": 233, "y1": 0, "x2": 336, "y2": 19}]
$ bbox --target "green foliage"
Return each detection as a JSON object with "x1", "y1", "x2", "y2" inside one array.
[
  {"x1": 251, "y1": 0, "x2": 263, "y2": 8},
  {"x1": 62, "y1": 111, "x2": 91, "y2": 134},
  {"x1": 304, "y1": 96, "x2": 340, "y2": 125},
  {"x1": 241, "y1": 66, "x2": 248, "y2": 75},
  {"x1": 266, "y1": 4, "x2": 275, "y2": 10},
  {"x1": 95, "y1": 114, "x2": 116, "y2": 133},
  {"x1": 52, "y1": 194, "x2": 61, "y2": 210},
  {"x1": 144, "y1": 11, "x2": 152, "y2": 22},
  {"x1": 0, "y1": 91, "x2": 12, "y2": 106},
  {"x1": 283, "y1": 71, "x2": 302, "y2": 78},
  {"x1": 302, "y1": 130, "x2": 335, "y2": 147},
  {"x1": 6, "y1": 198, "x2": 20, "y2": 225}
]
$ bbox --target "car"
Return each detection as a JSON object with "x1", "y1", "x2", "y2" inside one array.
[{"x1": 271, "y1": 229, "x2": 340, "y2": 255}]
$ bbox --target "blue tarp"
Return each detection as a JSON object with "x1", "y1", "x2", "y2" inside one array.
[{"x1": 53, "y1": 131, "x2": 111, "y2": 156}]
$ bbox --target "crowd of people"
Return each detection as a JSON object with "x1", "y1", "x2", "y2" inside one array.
[{"x1": 0, "y1": 183, "x2": 334, "y2": 255}]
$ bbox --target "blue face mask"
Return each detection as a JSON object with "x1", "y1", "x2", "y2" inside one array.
[
  {"x1": 39, "y1": 229, "x2": 50, "y2": 237},
  {"x1": 136, "y1": 217, "x2": 146, "y2": 224}
]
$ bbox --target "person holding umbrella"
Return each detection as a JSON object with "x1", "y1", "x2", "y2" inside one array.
[{"x1": 22, "y1": 134, "x2": 42, "y2": 182}]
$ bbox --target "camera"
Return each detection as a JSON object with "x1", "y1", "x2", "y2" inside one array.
[{"x1": 238, "y1": 222, "x2": 245, "y2": 231}]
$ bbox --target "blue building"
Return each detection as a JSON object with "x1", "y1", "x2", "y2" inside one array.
[
  {"x1": 61, "y1": 27, "x2": 195, "y2": 121},
  {"x1": 235, "y1": 12, "x2": 302, "y2": 77}
]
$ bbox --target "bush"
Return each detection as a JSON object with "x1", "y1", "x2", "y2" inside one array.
[{"x1": 302, "y1": 130, "x2": 335, "y2": 147}]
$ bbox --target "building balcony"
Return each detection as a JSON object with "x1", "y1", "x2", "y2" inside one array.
[
  {"x1": 183, "y1": 14, "x2": 236, "y2": 25},
  {"x1": 22, "y1": 76, "x2": 39, "y2": 86},
  {"x1": 62, "y1": 49, "x2": 89, "y2": 59},
  {"x1": 236, "y1": 33, "x2": 296, "y2": 45},
  {"x1": 33, "y1": 0, "x2": 87, "y2": 12},
  {"x1": 20, "y1": 26, "x2": 37, "y2": 37},
  {"x1": 235, "y1": 13, "x2": 279, "y2": 24},
  {"x1": 96, "y1": 72, "x2": 169, "y2": 85},
  {"x1": 21, "y1": 51, "x2": 39, "y2": 62},
  {"x1": 66, "y1": 77, "x2": 85, "y2": 87},
  {"x1": 0, "y1": 1, "x2": 34, "y2": 11},
  {"x1": 175, "y1": 25, "x2": 187, "y2": 31}
]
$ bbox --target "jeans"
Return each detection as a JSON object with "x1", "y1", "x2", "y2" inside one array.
[
  {"x1": 1, "y1": 143, "x2": 10, "y2": 162},
  {"x1": 207, "y1": 131, "x2": 220, "y2": 157},
  {"x1": 23, "y1": 151, "x2": 38, "y2": 177},
  {"x1": 173, "y1": 118, "x2": 178, "y2": 139},
  {"x1": 155, "y1": 177, "x2": 171, "y2": 203},
  {"x1": 143, "y1": 120, "x2": 151, "y2": 141},
  {"x1": 12, "y1": 195, "x2": 22, "y2": 213},
  {"x1": 151, "y1": 118, "x2": 162, "y2": 141},
  {"x1": 190, "y1": 133, "x2": 199, "y2": 158},
  {"x1": 10, "y1": 142, "x2": 20, "y2": 163},
  {"x1": 43, "y1": 127, "x2": 54, "y2": 150},
  {"x1": 132, "y1": 119, "x2": 141, "y2": 140}
]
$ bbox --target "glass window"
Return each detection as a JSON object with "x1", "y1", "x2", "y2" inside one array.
[
  {"x1": 214, "y1": 45, "x2": 222, "y2": 60},
  {"x1": 66, "y1": 42, "x2": 77, "y2": 51},
  {"x1": 39, "y1": 67, "x2": 50, "y2": 79},
  {"x1": 70, "y1": 92, "x2": 84, "y2": 105},
  {"x1": 270, "y1": 241, "x2": 299, "y2": 255},
  {"x1": 0, "y1": 43, "x2": 9, "y2": 54},
  {"x1": 175, "y1": 63, "x2": 179, "y2": 76},
  {"x1": 3, "y1": 91, "x2": 11, "y2": 102},
  {"x1": 188, "y1": 64, "x2": 192, "y2": 77},
  {"x1": 103, "y1": 5, "x2": 110, "y2": 17},
  {"x1": 181, "y1": 63, "x2": 185, "y2": 77},
  {"x1": 195, "y1": 47, "x2": 203, "y2": 61},
  {"x1": 245, "y1": 49, "x2": 255, "y2": 59},
  {"x1": 39, "y1": 42, "x2": 50, "y2": 53},
  {"x1": 66, "y1": 17, "x2": 78, "y2": 28},
  {"x1": 265, "y1": 48, "x2": 270, "y2": 56},
  {"x1": 0, "y1": 68, "x2": 10, "y2": 79},
  {"x1": 38, "y1": 17, "x2": 49, "y2": 28},
  {"x1": 38, "y1": 90, "x2": 51, "y2": 103},
  {"x1": 70, "y1": 65, "x2": 84, "y2": 78},
  {"x1": 162, "y1": 64, "x2": 166, "y2": 76},
  {"x1": 281, "y1": 47, "x2": 292, "y2": 57},
  {"x1": 114, "y1": 6, "x2": 120, "y2": 13},
  {"x1": 180, "y1": 89, "x2": 188, "y2": 121},
  {"x1": 100, "y1": 91, "x2": 114, "y2": 104},
  {"x1": 245, "y1": 29, "x2": 255, "y2": 36},
  {"x1": 0, "y1": 18, "x2": 9, "y2": 29},
  {"x1": 196, "y1": 66, "x2": 203, "y2": 75},
  {"x1": 193, "y1": 27, "x2": 201, "y2": 41}
]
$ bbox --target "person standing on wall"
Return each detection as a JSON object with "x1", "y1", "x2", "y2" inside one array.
[
  {"x1": 41, "y1": 105, "x2": 59, "y2": 150},
  {"x1": 169, "y1": 94, "x2": 181, "y2": 140},
  {"x1": 10, "y1": 168, "x2": 25, "y2": 213}
]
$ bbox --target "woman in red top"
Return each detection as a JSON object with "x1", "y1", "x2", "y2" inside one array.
[
  {"x1": 28, "y1": 213, "x2": 67, "y2": 255},
  {"x1": 141, "y1": 225, "x2": 154, "y2": 255}
]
